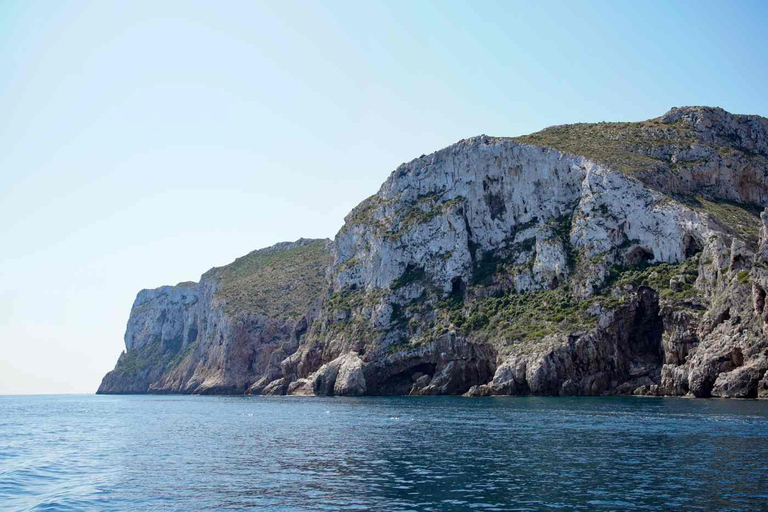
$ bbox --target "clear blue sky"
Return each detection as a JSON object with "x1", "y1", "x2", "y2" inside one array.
[{"x1": 2, "y1": 0, "x2": 767, "y2": 394}]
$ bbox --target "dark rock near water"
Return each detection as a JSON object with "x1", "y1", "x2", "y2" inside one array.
[{"x1": 99, "y1": 107, "x2": 768, "y2": 399}]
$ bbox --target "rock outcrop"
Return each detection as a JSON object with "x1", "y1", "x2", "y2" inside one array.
[
  {"x1": 98, "y1": 106, "x2": 768, "y2": 399},
  {"x1": 97, "y1": 239, "x2": 331, "y2": 394}
]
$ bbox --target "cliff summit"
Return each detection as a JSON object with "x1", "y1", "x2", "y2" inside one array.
[{"x1": 99, "y1": 106, "x2": 768, "y2": 399}]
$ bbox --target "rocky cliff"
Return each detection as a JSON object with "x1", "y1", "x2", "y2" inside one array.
[
  {"x1": 98, "y1": 106, "x2": 768, "y2": 398},
  {"x1": 98, "y1": 239, "x2": 331, "y2": 394}
]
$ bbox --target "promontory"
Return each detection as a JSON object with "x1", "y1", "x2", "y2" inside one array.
[{"x1": 99, "y1": 106, "x2": 768, "y2": 399}]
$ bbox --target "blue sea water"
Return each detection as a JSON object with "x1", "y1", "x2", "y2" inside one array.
[{"x1": 1, "y1": 395, "x2": 768, "y2": 511}]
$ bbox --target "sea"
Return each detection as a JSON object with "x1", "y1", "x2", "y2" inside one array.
[{"x1": 1, "y1": 394, "x2": 768, "y2": 511}]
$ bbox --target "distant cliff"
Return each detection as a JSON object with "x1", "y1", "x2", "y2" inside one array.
[
  {"x1": 98, "y1": 239, "x2": 331, "y2": 394},
  {"x1": 99, "y1": 106, "x2": 768, "y2": 398}
]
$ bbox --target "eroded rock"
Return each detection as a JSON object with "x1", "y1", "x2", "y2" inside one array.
[{"x1": 99, "y1": 107, "x2": 768, "y2": 400}]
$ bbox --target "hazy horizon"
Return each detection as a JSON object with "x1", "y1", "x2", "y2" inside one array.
[{"x1": 2, "y1": 0, "x2": 768, "y2": 394}]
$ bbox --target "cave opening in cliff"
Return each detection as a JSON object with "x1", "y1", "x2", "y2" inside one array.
[
  {"x1": 187, "y1": 325, "x2": 199, "y2": 344},
  {"x1": 376, "y1": 363, "x2": 436, "y2": 395},
  {"x1": 627, "y1": 287, "x2": 665, "y2": 369},
  {"x1": 626, "y1": 246, "x2": 654, "y2": 266},
  {"x1": 450, "y1": 276, "x2": 466, "y2": 299},
  {"x1": 717, "y1": 308, "x2": 732, "y2": 325},
  {"x1": 731, "y1": 254, "x2": 751, "y2": 272},
  {"x1": 683, "y1": 234, "x2": 702, "y2": 258}
]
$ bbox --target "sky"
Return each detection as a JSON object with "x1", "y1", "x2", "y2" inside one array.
[{"x1": 1, "y1": 0, "x2": 767, "y2": 394}]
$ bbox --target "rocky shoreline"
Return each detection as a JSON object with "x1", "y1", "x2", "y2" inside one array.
[{"x1": 99, "y1": 106, "x2": 768, "y2": 399}]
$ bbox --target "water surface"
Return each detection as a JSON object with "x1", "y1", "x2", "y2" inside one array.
[{"x1": 2, "y1": 395, "x2": 768, "y2": 510}]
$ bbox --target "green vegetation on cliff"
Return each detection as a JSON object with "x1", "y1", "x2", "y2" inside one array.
[
  {"x1": 339, "y1": 193, "x2": 466, "y2": 240},
  {"x1": 513, "y1": 113, "x2": 765, "y2": 251},
  {"x1": 684, "y1": 196, "x2": 763, "y2": 250},
  {"x1": 116, "y1": 342, "x2": 167, "y2": 373},
  {"x1": 204, "y1": 239, "x2": 331, "y2": 319},
  {"x1": 513, "y1": 119, "x2": 694, "y2": 174},
  {"x1": 394, "y1": 256, "x2": 702, "y2": 354}
]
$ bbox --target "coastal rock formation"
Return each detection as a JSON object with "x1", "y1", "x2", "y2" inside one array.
[
  {"x1": 99, "y1": 106, "x2": 768, "y2": 399},
  {"x1": 97, "y1": 239, "x2": 331, "y2": 394}
]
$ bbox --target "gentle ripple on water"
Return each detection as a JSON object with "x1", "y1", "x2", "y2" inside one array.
[{"x1": 1, "y1": 395, "x2": 768, "y2": 511}]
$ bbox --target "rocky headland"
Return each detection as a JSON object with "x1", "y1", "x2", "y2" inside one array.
[{"x1": 99, "y1": 106, "x2": 768, "y2": 398}]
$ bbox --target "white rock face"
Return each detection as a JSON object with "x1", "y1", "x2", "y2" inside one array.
[
  {"x1": 102, "y1": 106, "x2": 768, "y2": 399},
  {"x1": 333, "y1": 353, "x2": 366, "y2": 396},
  {"x1": 532, "y1": 231, "x2": 568, "y2": 288},
  {"x1": 124, "y1": 284, "x2": 199, "y2": 351},
  {"x1": 283, "y1": 352, "x2": 366, "y2": 396},
  {"x1": 332, "y1": 137, "x2": 719, "y2": 298},
  {"x1": 101, "y1": 240, "x2": 328, "y2": 394}
]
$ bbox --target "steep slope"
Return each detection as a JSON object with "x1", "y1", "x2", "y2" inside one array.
[
  {"x1": 515, "y1": 106, "x2": 768, "y2": 204},
  {"x1": 262, "y1": 107, "x2": 768, "y2": 398},
  {"x1": 99, "y1": 106, "x2": 768, "y2": 399},
  {"x1": 97, "y1": 239, "x2": 331, "y2": 394}
]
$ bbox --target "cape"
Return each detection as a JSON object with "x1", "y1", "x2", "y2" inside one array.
[{"x1": 98, "y1": 106, "x2": 768, "y2": 399}]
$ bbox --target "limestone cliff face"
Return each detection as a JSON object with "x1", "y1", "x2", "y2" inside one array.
[
  {"x1": 97, "y1": 283, "x2": 200, "y2": 393},
  {"x1": 330, "y1": 138, "x2": 715, "y2": 298},
  {"x1": 99, "y1": 106, "x2": 768, "y2": 399},
  {"x1": 124, "y1": 283, "x2": 200, "y2": 352},
  {"x1": 97, "y1": 239, "x2": 331, "y2": 394}
]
